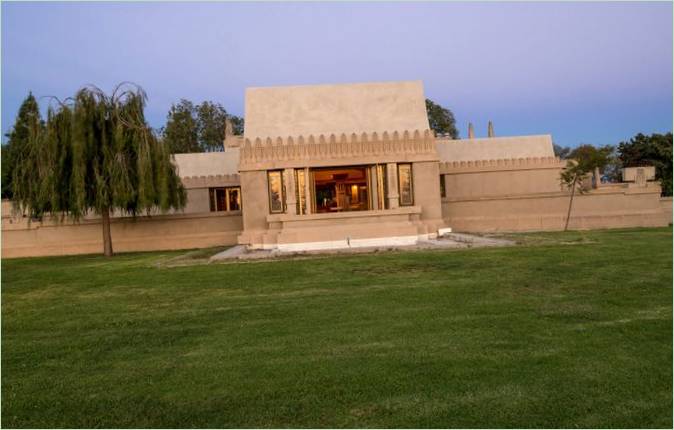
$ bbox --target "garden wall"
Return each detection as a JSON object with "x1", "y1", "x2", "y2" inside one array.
[
  {"x1": 1, "y1": 201, "x2": 242, "y2": 258},
  {"x1": 440, "y1": 158, "x2": 671, "y2": 232}
]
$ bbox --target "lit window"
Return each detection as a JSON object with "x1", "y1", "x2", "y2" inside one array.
[
  {"x1": 398, "y1": 163, "x2": 414, "y2": 206},
  {"x1": 376, "y1": 164, "x2": 388, "y2": 209},
  {"x1": 209, "y1": 187, "x2": 241, "y2": 212},
  {"x1": 268, "y1": 170, "x2": 285, "y2": 213},
  {"x1": 295, "y1": 169, "x2": 307, "y2": 215}
]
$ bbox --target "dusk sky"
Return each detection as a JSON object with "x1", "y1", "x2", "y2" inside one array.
[{"x1": 2, "y1": 1, "x2": 672, "y2": 147}]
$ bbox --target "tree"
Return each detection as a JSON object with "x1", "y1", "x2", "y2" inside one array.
[
  {"x1": 616, "y1": 132, "x2": 672, "y2": 196},
  {"x1": 162, "y1": 100, "x2": 244, "y2": 153},
  {"x1": 2, "y1": 92, "x2": 43, "y2": 199},
  {"x1": 229, "y1": 115, "x2": 245, "y2": 136},
  {"x1": 196, "y1": 101, "x2": 228, "y2": 152},
  {"x1": 553, "y1": 143, "x2": 572, "y2": 159},
  {"x1": 425, "y1": 99, "x2": 459, "y2": 139},
  {"x1": 162, "y1": 99, "x2": 199, "y2": 153},
  {"x1": 560, "y1": 144, "x2": 613, "y2": 231},
  {"x1": 11, "y1": 84, "x2": 186, "y2": 256}
]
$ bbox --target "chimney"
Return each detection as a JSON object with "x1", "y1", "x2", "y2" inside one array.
[
  {"x1": 468, "y1": 122, "x2": 475, "y2": 139},
  {"x1": 488, "y1": 121, "x2": 494, "y2": 137}
]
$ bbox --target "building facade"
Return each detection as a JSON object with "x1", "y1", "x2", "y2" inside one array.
[{"x1": 2, "y1": 81, "x2": 671, "y2": 257}]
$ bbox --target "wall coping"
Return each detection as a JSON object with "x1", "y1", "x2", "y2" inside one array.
[{"x1": 439, "y1": 156, "x2": 565, "y2": 174}]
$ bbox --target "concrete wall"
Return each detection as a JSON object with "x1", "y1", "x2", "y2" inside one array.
[
  {"x1": 245, "y1": 81, "x2": 430, "y2": 139},
  {"x1": 2, "y1": 210, "x2": 243, "y2": 258},
  {"x1": 440, "y1": 161, "x2": 671, "y2": 232},
  {"x1": 436, "y1": 135, "x2": 555, "y2": 162},
  {"x1": 1, "y1": 170, "x2": 244, "y2": 258},
  {"x1": 660, "y1": 197, "x2": 673, "y2": 224}
]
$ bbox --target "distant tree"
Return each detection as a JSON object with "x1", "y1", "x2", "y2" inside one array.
[
  {"x1": 11, "y1": 84, "x2": 186, "y2": 256},
  {"x1": 229, "y1": 115, "x2": 245, "y2": 136},
  {"x1": 553, "y1": 143, "x2": 572, "y2": 159},
  {"x1": 163, "y1": 100, "x2": 243, "y2": 153},
  {"x1": 425, "y1": 99, "x2": 459, "y2": 139},
  {"x1": 2, "y1": 93, "x2": 43, "y2": 199},
  {"x1": 560, "y1": 144, "x2": 613, "y2": 231},
  {"x1": 196, "y1": 101, "x2": 229, "y2": 152},
  {"x1": 163, "y1": 99, "x2": 199, "y2": 153},
  {"x1": 617, "y1": 132, "x2": 672, "y2": 196}
]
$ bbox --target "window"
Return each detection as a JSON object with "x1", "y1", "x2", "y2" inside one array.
[
  {"x1": 440, "y1": 175, "x2": 446, "y2": 198},
  {"x1": 398, "y1": 163, "x2": 414, "y2": 206},
  {"x1": 311, "y1": 166, "x2": 370, "y2": 213},
  {"x1": 295, "y1": 169, "x2": 307, "y2": 215},
  {"x1": 267, "y1": 170, "x2": 285, "y2": 213},
  {"x1": 209, "y1": 187, "x2": 241, "y2": 212},
  {"x1": 376, "y1": 164, "x2": 388, "y2": 209}
]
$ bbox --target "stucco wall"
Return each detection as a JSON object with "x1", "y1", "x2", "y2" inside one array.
[
  {"x1": 436, "y1": 135, "x2": 555, "y2": 162},
  {"x1": 442, "y1": 167, "x2": 563, "y2": 199},
  {"x1": 441, "y1": 164, "x2": 670, "y2": 232},
  {"x1": 660, "y1": 197, "x2": 673, "y2": 224},
  {"x1": 244, "y1": 81, "x2": 430, "y2": 139},
  {"x1": 2, "y1": 211, "x2": 243, "y2": 258}
]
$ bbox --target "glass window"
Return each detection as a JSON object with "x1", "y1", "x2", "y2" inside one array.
[
  {"x1": 398, "y1": 163, "x2": 414, "y2": 206},
  {"x1": 209, "y1": 187, "x2": 241, "y2": 212},
  {"x1": 227, "y1": 187, "x2": 241, "y2": 211},
  {"x1": 268, "y1": 170, "x2": 285, "y2": 213},
  {"x1": 440, "y1": 175, "x2": 446, "y2": 198},
  {"x1": 376, "y1": 164, "x2": 388, "y2": 209},
  {"x1": 295, "y1": 169, "x2": 307, "y2": 215}
]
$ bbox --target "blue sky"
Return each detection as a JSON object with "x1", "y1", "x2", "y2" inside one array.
[{"x1": 2, "y1": 1, "x2": 672, "y2": 146}]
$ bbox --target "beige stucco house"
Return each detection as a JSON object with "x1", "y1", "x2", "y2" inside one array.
[{"x1": 2, "y1": 81, "x2": 671, "y2": 257}]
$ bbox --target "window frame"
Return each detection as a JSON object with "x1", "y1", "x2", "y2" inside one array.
[
  {"x1": 397, "y1": 163, "x2": 414, "y2": 207},
  {"x1": 209, "y1": 186, "x2": 241, "y2": 212},
  {"x1": 267, "y1": 170, "x2": 285, "y2": 214},
  {"x1": 439, "y1": 174, "x2": 446, "y2": 198}
]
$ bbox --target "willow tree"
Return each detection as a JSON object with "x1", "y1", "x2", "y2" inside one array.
[{"x1": 11, "y1": 84, "x2": 186, "y2": 256}]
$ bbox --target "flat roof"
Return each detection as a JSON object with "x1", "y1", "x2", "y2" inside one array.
[{"x1": 244, "y1": 81, "x2": 430, "y2": 140}]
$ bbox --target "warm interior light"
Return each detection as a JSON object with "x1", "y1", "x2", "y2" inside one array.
[{"x1": 351, "y1": 184, "x2": 358, "y2": 201}]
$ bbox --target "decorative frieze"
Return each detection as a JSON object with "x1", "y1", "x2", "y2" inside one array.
[
  {"x1": 439, "y1": 156, "x2": 565, "y2": 174},
  {"x1": 239, "y1": 129, "x2": 438, "y2": 171}
]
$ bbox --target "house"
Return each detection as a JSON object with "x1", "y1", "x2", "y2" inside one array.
[{"x1": 2, "y1": 81, "x2": 670, "y2": 257}]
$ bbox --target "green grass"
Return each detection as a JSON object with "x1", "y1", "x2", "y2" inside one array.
[{"x1": 2, "y1": 228, "x2": 672, "y2": 428}]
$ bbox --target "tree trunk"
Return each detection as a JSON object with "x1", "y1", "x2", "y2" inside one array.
[
  {"x1": 101, "y1": 207, "x2": 113, "y2": 257},
  {"x1": 564, "y1": 177, "x2": 577, "y2": 232}
]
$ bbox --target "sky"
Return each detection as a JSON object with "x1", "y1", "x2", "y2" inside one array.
[{"x1": 2, "y1": 1, "x2": 672, "y2": 147}]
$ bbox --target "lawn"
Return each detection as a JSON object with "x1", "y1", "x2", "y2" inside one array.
[{"x1": 2, "y1": 228, "x2": 672, "y2": 428}]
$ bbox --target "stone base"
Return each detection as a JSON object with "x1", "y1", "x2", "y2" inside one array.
[{"x1": 273, "y1": 233, "x2": 436, "y2": 252}]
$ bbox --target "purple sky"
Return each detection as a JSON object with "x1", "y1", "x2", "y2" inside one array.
[{"x1": 2, "y1": 2, "x2": 672, "y2": 146}]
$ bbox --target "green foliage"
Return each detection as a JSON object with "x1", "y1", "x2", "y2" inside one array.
[
  {"x1": 617, "y1": 132, "x2": 673, "y2": 196},
  {"x1": 196, "y1": 101, "x2": 228, "y2": 152},
  {"x1": 425, "y1": 98, "x2": 459, "y2": 138},
  {"x1": 2, "y1": 92, "x2": 43, "y2": 199},
  {"x1": 553, "y1": 143, "x2": 571, "y2": 159},
  {"x1": 560, "y1": 144, "x2": 614, "y2": 192},
  {"x1": 162, "y1": 99, "x2": 243, "y2": 153},
  {"x1": 10, "y1": 85, "x2": 186, "y2": 251},
  {"x1": 162, "y1": 99, "x2": 199, "y2": 153},
  {"x1": 229, "y1": 115, "x2": 245, "y2": 136}
]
